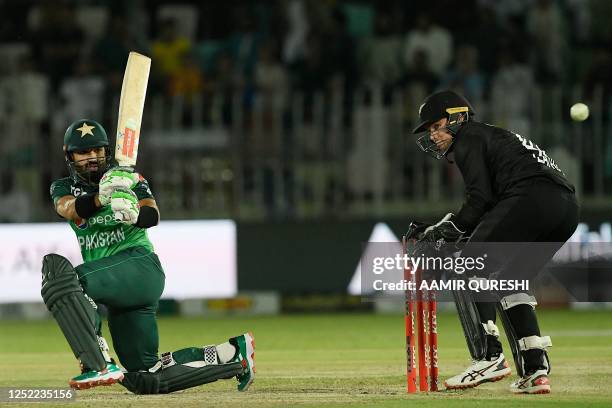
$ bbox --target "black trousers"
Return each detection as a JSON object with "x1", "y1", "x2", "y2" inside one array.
[
  {"x1": 465, "y1": 176, "x2": 579, "y2": 282},
  {"x1": 463, "y1": 177, "x2": 579, "y2": 370}
]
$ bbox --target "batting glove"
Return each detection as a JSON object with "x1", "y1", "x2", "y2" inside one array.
[
  {"x1": 110, "y1": 188, "x2": 140, "y2": 224},
  {"x1": 99, "y1": 166, "x2": 140, "y2": 206}
]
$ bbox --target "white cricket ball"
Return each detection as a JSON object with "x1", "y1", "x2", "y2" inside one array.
[{"x1": 570, "y1": 103, "x2": 589, "y2": 121}]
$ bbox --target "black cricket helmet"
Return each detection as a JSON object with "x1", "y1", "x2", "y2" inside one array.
[
  {"x1": 413, "y1": 90, "x2": 475, "y2": 159},
  {"x1": 63, "y1": 119, "x2": 111, "y2": 185}
]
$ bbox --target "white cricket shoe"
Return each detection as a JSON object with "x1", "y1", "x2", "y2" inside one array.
[
  {"x1": 445, "y1": 353, "x2": 511, "y2": 390},
  {"x1": 510, "y1": 369, "x2": 550, "y2": 394}
]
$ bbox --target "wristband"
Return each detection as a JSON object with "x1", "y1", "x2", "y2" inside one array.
[
  {"x1": 74, "y1": 194, "x2": 99, "y2": 219},
  {"x1": 136, "y1": 206, "x2": 159, "y2": 228}
]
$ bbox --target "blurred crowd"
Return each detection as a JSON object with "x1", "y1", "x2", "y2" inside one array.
[
  {"x1": 0, "y1": 0, "x2": 611, "y2": 221},
  {"x1": 2, "y1": 0, "x2": 612, "y2": 117}
]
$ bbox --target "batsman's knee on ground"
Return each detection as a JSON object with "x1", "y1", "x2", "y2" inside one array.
[{"x1": 120, "y1": 344, "x2": 245, "y2": 394}]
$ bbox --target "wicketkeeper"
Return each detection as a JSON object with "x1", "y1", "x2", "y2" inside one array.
[
  {"x1": 409, "y1": 91, "x2": 578, "y2": 394},
  {"x1": 43, "y1": 119, "x2": 255, "y2": 393}
]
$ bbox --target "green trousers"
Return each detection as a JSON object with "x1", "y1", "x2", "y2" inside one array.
[{"x1": 76, "y1": 246, "x2": 165, "y2": 372}]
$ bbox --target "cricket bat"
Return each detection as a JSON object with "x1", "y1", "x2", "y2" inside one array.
[{"x1": 114, "y1": 51, "x2": 151, "y2": 167}]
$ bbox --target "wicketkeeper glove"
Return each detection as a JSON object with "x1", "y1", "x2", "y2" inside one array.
[
  {"x1": 404, "y1": 221, "x2": 431, "y2": 241},
  {"x1": 420, "y1": 213, "x2": 465, "y2": 249},
  {"x1": 110, "y1": 188, "x2": 140, "y2": 224},
  {"x1": 99, "y1": 166, "x2": 140, "y2": 206}
]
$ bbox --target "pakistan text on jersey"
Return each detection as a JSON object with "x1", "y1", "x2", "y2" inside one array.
[{"x1": 78, "y1": 229, "x2": 126, "y2": 250}]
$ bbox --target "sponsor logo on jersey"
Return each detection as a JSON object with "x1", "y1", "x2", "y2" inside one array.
[
  {"x1": 77, "y1": 228, "x2": 126, "y2": 250},
  {"x1": 88, "y1": 213, "x2": 117, "y2": 226}
]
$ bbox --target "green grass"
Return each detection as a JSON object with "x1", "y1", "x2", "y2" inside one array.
[{"x1": 1, "y1": 310, "x2": 612, "y2": 407}]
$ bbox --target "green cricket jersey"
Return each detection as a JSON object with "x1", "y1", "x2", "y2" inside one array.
[{"x1": 50, "y1": 175, "x2": 155, "y2": 263}]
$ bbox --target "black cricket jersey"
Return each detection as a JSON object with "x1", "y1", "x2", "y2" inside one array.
[{"x1": 450, "y1": 121, "x2": 575, "y2": 232}]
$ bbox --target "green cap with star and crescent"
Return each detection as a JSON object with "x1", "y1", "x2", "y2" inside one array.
[{"x1": 63, "y1": 119, "x2": 109, "y2": 152}]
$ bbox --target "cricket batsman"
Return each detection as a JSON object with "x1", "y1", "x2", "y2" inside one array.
[
  {"x1": 43, "y1": 119, "x2": 255, "y2": 393},
  {"x1": 409, "y1": 91, "x2": 578, "y2": 394}
]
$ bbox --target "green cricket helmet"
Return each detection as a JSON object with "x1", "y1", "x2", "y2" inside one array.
[{"x1": 63, "y1": 119, "x2": 112, "y2": 185}]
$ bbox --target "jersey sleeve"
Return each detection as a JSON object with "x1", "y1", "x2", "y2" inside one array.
[
  {"x1": 133, "y1": 174, "x2": 155, "y2": 200},
  {"x1": 453, "y1": 130, "x2": 495, "y2": 232},
  {"x1": 50, "y1": 178, "x2": 73, "y2": 205}
]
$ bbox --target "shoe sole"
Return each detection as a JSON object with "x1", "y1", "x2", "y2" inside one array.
[
  {"x1": 238, "y1": 331, "x2": 256, "y2": 392},
  {"x1": 69, "y1": 372, "x2": 124, "y2": 390},
  {"x1": 445, "y1": 369, "x2": 511, "y2": 390},
  {"x1": 511, "y1": 385, "x2": 551, "y2": 394}
]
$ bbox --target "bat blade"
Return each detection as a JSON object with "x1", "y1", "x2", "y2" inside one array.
[{"x1": 114, "y1": 51, "x2": 151, "y2": 167}]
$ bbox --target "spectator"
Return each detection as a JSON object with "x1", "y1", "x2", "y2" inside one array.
[
  {"x1": 92, "y1": 16, "x2": 141, "y2": 123},
  {"x1": 283, "y1": 0, "x2": 310, "y2": 65},
  {"x1": 469, "y1": 5, "x2": 505, "y2": 77},
  {"x1": 402, "y1": 12, "x2": 452, "y2": 78},
  {"x1": 0, "y1": 170, "x2": 31, "y2": 222},
  {"x1": 490, "y1": 48, "x2": 534, "y2": 136},
  {"x1": 588, "y1": 0, "x2": 612, "y2": 45},
  {"x1": 527, "y1": 0, "x2": 566, "y2": 84},
  {"x1": 151, "y1": 18, "x2": 191, "y2": 96},
  {"x1": 0, "y1": 54, "x2": 49, "y2": 211},
  {"x1": 583, "y1": 46, "x2": 612, "y2": 104},
  {"x1": 292, "y1": 34, "x2": 329, "y2": 97},
  {"x1": 322, "y1": 7, "x2": 358, "y2": 106},
  {"x1": 478, "y1": 0, "x2": 529, "y2": 26},
  {"x1": 214, "y1": 51, "x2": 240, "y2": 94},
  {"x1": 359, "y1": 10, "x2": 403, "y2": 88},
  {"x1": 169, "y1": 51, "x2": 205, "y2": 126},
  {"x1": 169, "y1": 52, "x2": 204, "y2": 100},
  {"x1": 227, "y1": 4, "x2": 262, "y2": 82},
  {"x1": 58, "y1": 59, "x2": 105, "y2": 123},
  {"x1": 402, "y1": 49, "x2": 438, "y2": 94},
  {"x1": 211, "y1": 51, "x2": 242, "y2": 125},
  {"x1": 29, "y1": 3, "x2": 84, "y2": 90},
  {"x1": 440, "y1": 45, "x2": 485, "y2": 108},
  {"x1": 0, "y1": 55, "x2": 49, "y2": 124},
  {"x1": 582, "y1": 45, "x2": 612, "y2": 181},
  {"x1": 566, "y1": 0, "x2": 592, "y2": 44},
  {"x1": 255, "y1": 40, "x2": 288, "y2": 101},
  {"x1": 401, "y1": 49, "x2": 439, "y2": 132},
  {"x1": 93, "y1": 16, "x2": 137, "y2": 91}
]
